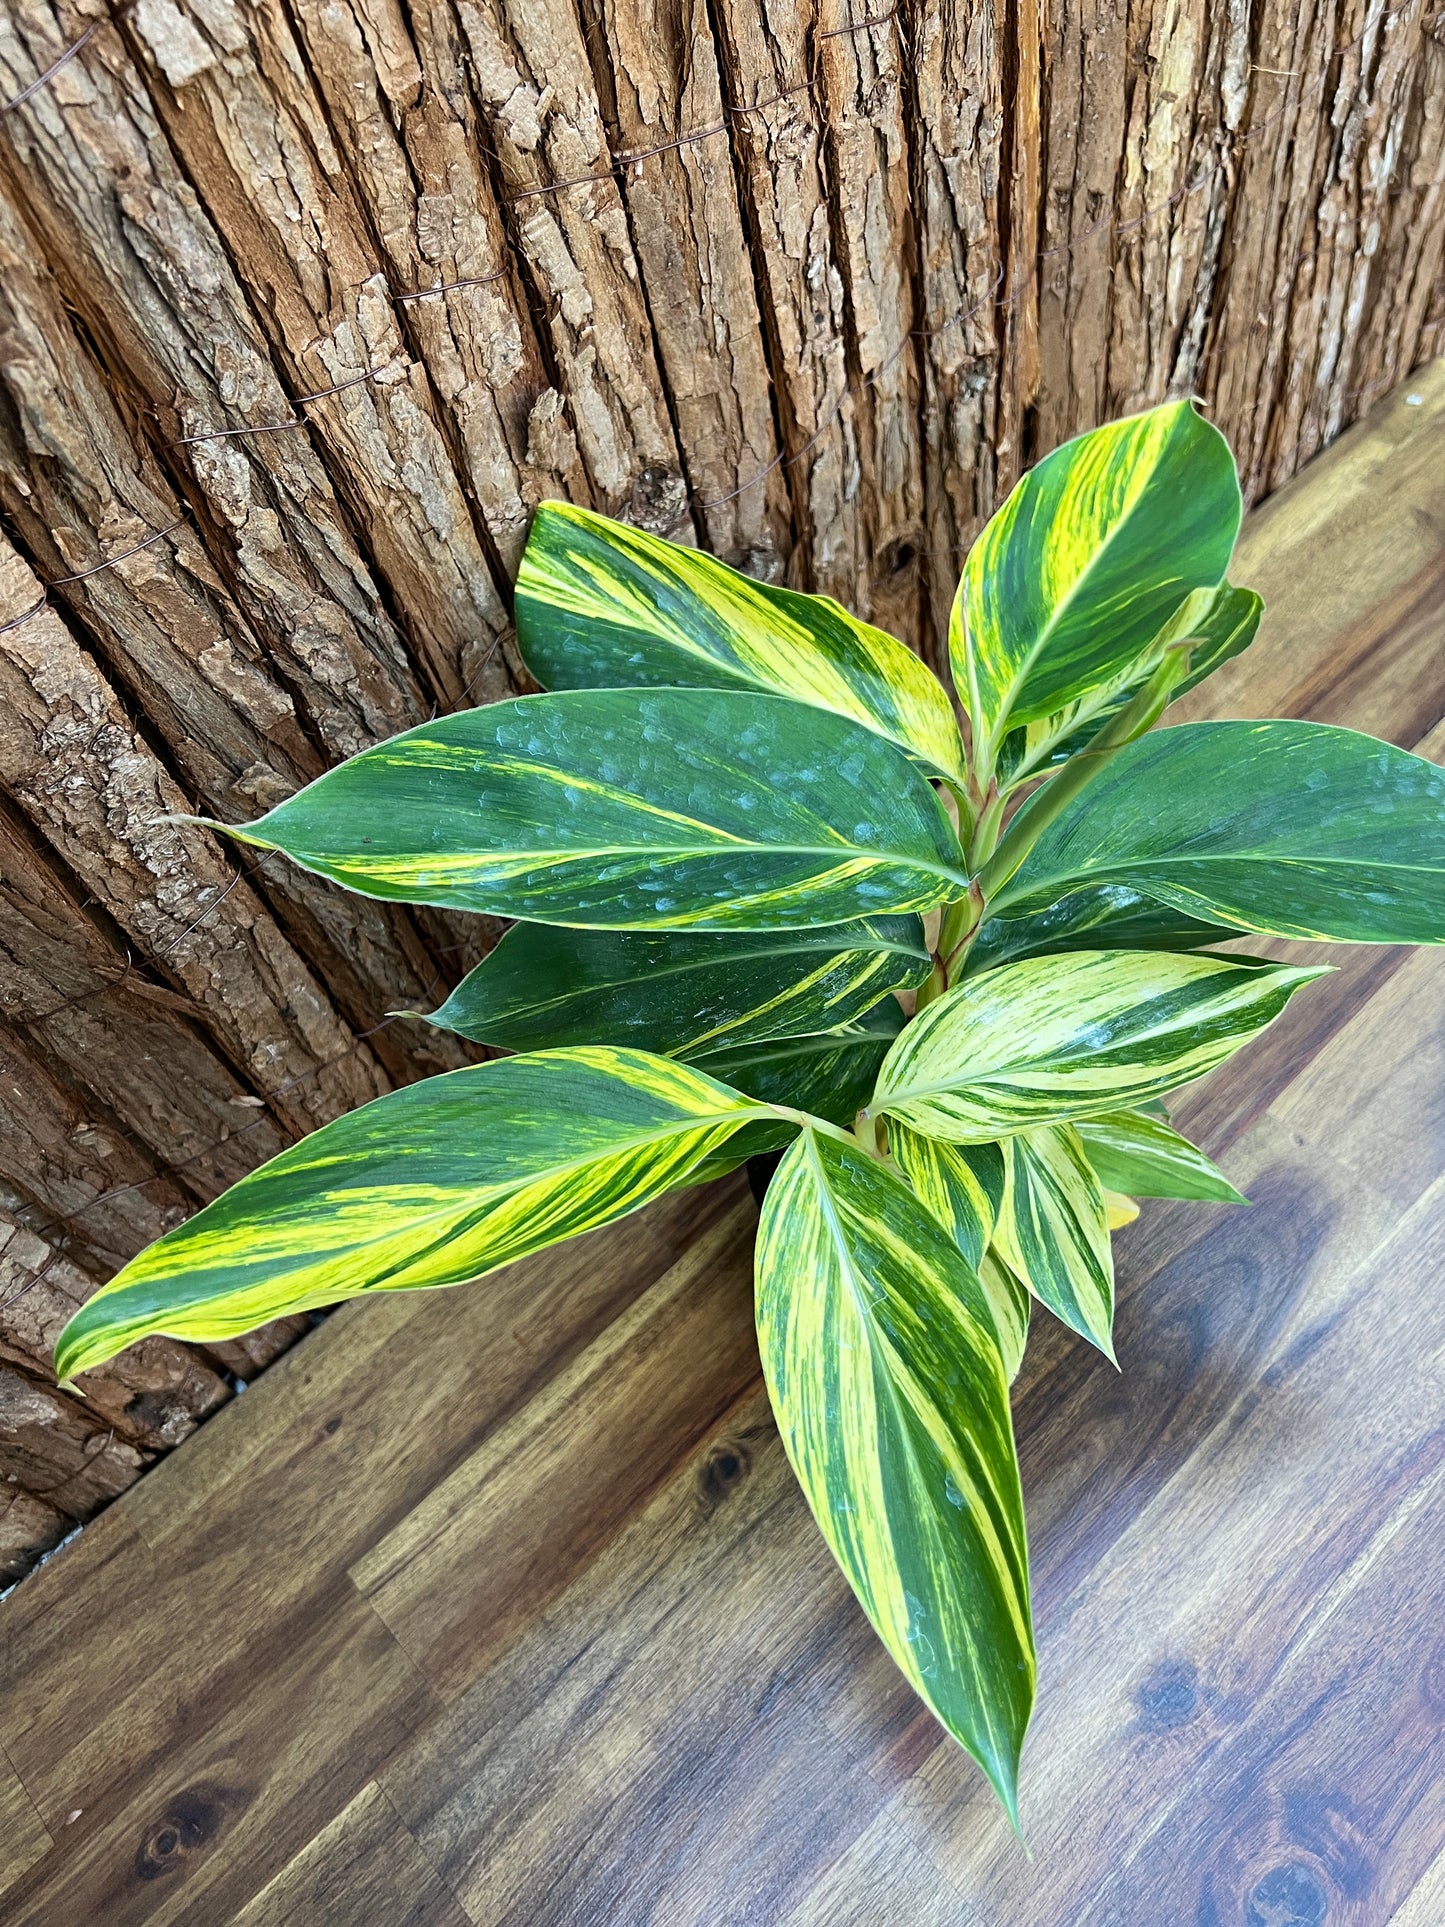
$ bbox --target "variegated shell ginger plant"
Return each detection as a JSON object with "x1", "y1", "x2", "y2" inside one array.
[{"x1": 57, "y1": 403, "x2": 1445, "y2": 1826}]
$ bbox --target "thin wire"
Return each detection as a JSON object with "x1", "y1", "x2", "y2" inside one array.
[
  {"x1": 450, "y1": 632, "x2": 506, "y2": 710},
  {"x1": 0, "y1": 516, "x2": 186, "y2": 637},
  {"x1": 394, "y1": 269, "x2": 508, "y2": 303},
  {"x1": 0, "y1": 7, "x2": 119, "y2": 115},
  {"x1": 172, "y1": 369, "x2": 389, "y2": 446},
  {"x1": 510, "y1": 121, "x2": 730, "y2": 203},
  {"x1": 818, "y1": 3, "x2": 900, "y2": 34}
]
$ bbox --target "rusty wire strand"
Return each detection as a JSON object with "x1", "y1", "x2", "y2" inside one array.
[{"x1": 0, "y1": 516, "x2": 186, "y2": 638}]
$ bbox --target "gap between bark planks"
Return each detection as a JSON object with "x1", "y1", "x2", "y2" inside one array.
[
  {"x1": 275, "y1": 0, "x2": 593, "y2": 573},
  {"x1": 585, "y1": 0, "x2": 794, "y2": 572},
  {"x1": 0, "y1": 532, "x2": 388, "y2": 1136}
]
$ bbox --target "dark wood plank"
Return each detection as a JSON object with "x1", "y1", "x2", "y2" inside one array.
[
  {"x1": 0, "y1": 1579, "x2": 437, "y2": 1927},
  {"x1": 0, "y1": 1739, "x2": 51, "y2": 1899},
  {"x1": 379, "y1": 1387, "x2": 913, "y2": 1927},
  {"x1": 1270, "y1": 948, "x2": 1445, "y2": 1209},
  {"x1": 887, "y1": 1169, "x2": 1445, "y2": 1919},
  {"x1": 1391, "y1": 1845, "x2": 1445, "y2": 1926},
  {"x1": 1174, "y1": 362, "x2": 1445, "y2": 739},
  {"x1": 121, "y1": 1177, "x2": 743, "y2": 1561},
  {"x1": 230, "y1": 1782, "x2": 471, "y2": 1927},
  {"x1": 1082, "y1": 1460, "x2": 1445, "y2": 1924},
  {"x1": 352, "y1": 1203, "x2": 762, "y2": 1699}
]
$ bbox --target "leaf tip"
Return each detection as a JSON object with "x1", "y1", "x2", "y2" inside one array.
[
  {"x1": 986, "y1": 1752, "x2": 1026, "y2": 1840},
  {"x1": 53, "y1": 1314, "x2": 109, "y2": 1386}
]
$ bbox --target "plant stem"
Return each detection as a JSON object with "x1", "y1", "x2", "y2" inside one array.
[
  {"x1": 965, "y1": 781, "x2": 1007, "y2": 872},
  {"x1": 976, "y1": 641, "x2": 1194, "y2": 906},
  {"x1": 852, "y1": 1106, "x2": 887, "y2": 1160}
]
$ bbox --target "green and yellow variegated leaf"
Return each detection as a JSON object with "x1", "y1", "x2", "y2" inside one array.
[
  {"x1": 888, "y1": 1124, "x2": 1004, "y2": 1269},
  {"x1": 1169, "y1": 582, "x2": 1265, "y2": 699},
  {"x1": 888, "y1": 1126, "x2": 1027, "y2": 1378},
  {"x1": 952, "y1": 401, "x2": 1241, "y2": 762},
  {"x1": 993, "y1": 1125, "x2": 1115, "y2": 1358},
  {"x1": 755, "y1": 1129, "x2": 1034, "y2": 1814},
  {"x1": 965, "y1": 882, "x2": 1237, "y2": 977},
  {"x1": 990, "y1": 720, "x2": 1445, "y2": 944},
  {"x1": 687, "y1": 1002, "x2": 902, "y2": 1127},
  {"x1": 55, "y1": 1050, "x2": 776, "y2": 1380},
  {"x1": 1076, "y1": 1109, "x2": 1246, "y2": 1204},
  {"x1": 872, "y1": 949, "x2": 1325, "y2": 1141},
  {"x1": 224, "y1": 689, "x2": 968, "y2": 933},
  {"x1": 995, "y1": 583, "x2": 1262, "y2": 791},
  {"x1": 977, "y1": 1248, "x2": 1032, "y2": 1382},
  {"x1": 516, "y1": 502, "x2": 965, "y2": 781},
  {"x1": 423, "y1": 917, "x2": 929, "y2": 1055}
]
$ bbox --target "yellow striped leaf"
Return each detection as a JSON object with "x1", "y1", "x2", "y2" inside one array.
[
  {"x1": 423, "y1": 917, "x2": 929, "y2": 1055},
  {"x1": 977, "y1": 1248, "x2": 1032, "y2": 1382},
  {"x1": 1076, "y1": 1109, "x2": 1246, "y2": 1204},
  {"x1": 888, "y1": 1126, "x2": 1029, "y2": 1379},
  {"x1": 889, "y1": 1124, "x2": 1004, "y2": 1269},
  {"x1": 990, "y1": 720, "x2": 1445, "y2": 943},
  {"x1": 223, "y1": 689, "x2": 968, "y2": 932},
  {"x1": 755, "y1": 1129, "x2": 1034, "y2": 1815},
  {"x1": 516, "y1": 501, "x2": 966, "y2": 781},
  {"x1": 55, "y1": 1049, "x2": 778, "y2": 1380},
  {"x1": 872, "y1": 949, "x2": 1325, "y2": 1141},
  {"x1": 996, "y1": 583, "x2": 1262, "y2": 792},
  {"x1": 952, "y1": 402, "x2": 1241, "y2": 765},
  {"x1": 993, "y1": 1125, "x2": 1116, "y2": 1358}
]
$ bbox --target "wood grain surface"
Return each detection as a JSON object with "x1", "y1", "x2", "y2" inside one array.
[{"x1": 0, "y1": 373, "x2": 1441, "y2": 1922}]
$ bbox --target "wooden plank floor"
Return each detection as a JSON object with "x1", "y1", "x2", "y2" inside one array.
[{"x1": 2, "y1": 368, "x2": 1443, "y2": 1925}]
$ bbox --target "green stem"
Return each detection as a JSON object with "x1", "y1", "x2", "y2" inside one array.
[
  {"x1": 965, "y1": 781, "x2": 1007, "y2": 872},
  {"x1": 975, "y1": 641, "x2": 1194, "y2": 907},
  {"x1": 914, "y1": 954, "x2": 949, "y2": 1012},
  {"x1": 851, "y1": 1106, "x2": 888, "y2": 1160}
]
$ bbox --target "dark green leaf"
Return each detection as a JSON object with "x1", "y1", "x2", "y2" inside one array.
[
  {"x1": 967, "y1": 883, "x2": 1238, "y2": 976},
  {"x1": 992, "y1": 720, "x2": 1445, "y2": 943},
  {"x1": 423, "y1": 917, "x2": 929, "y2": 1054},
  {"x1": 226, "y1": 689, "x2": 969, "y2": 932},
  {"x1": 687, "y1": 1001, "x2": 903, "y2": 1126}
]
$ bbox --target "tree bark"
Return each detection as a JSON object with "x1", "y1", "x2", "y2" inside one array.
[{"x1": 1, "y1": 0, "x2": 1441, "y2": 1578}]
